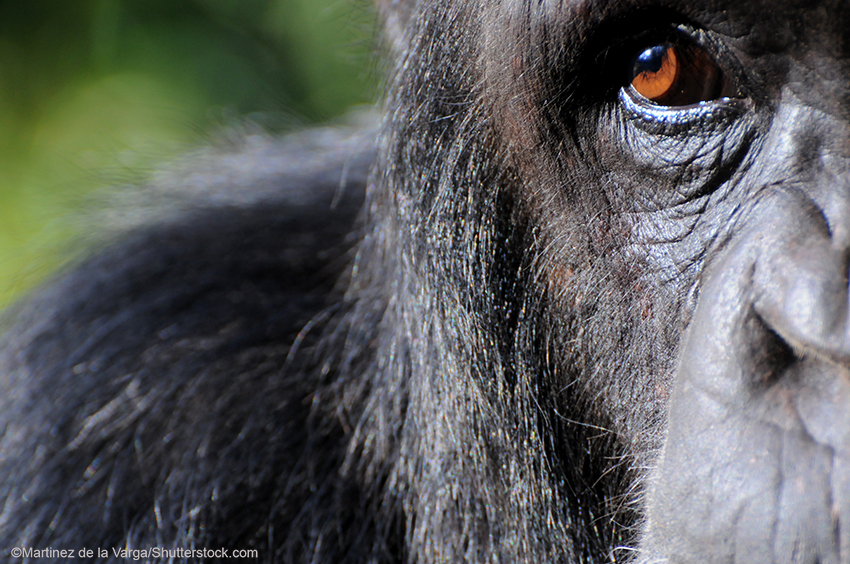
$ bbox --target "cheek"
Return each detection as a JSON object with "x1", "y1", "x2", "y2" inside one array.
[
  {"x1": 541, "y1": 252, "x2": 681, "y2": 446},
  {"x1": 546, "y1": 264, "x2": 574, "y2": 297}
]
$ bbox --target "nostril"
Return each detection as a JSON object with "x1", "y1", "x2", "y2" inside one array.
[{"x1": 747, "y1": 309, "x2": 798, "y2": 388}]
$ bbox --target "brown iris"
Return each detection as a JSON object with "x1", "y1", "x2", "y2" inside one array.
[
  {"x1": 631, "y1": 44, "x2": 679, "y2": 101},
  {"x1": 629, "y1": 42, "x2": 737, "y2": 106}
]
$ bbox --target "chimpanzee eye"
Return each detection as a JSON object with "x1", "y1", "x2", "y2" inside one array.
[{"x1": 628, "y1": 41, "x2": 738, "y2": 106}]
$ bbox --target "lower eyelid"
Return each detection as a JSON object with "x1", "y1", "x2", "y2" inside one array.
[{"x1": 619, "y1": 86, "x2": 748, "y2": 134}]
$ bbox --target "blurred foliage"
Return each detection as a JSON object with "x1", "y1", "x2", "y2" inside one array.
[{"x1": 0, "y1": 0, "x2": 377, "y2": 307}]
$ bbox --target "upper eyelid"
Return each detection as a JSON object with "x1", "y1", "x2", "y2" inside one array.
[{"x1": 593, "y1": 24, "x2": 695, "y2": 78}]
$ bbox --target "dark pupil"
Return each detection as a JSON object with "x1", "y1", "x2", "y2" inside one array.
[{"x1": 634, "y1": 45, "x2": 667, "y2": 75}]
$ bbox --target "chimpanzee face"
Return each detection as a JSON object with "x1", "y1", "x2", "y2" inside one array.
[{"x1": 471, "y1": 1, "x2": 850, "y2": 561}]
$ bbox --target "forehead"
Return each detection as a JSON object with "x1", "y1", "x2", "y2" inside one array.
[{"x1": 514, "y1": 0, "x2": 847, "y2": 42}]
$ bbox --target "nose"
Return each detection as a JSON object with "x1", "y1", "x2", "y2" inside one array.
[
  {"x1": 740, "y1": 96, "x2": 850, "y2": 368},
  {"x1": 753, "y1": 190, "x2": 850, "y2": 366}
]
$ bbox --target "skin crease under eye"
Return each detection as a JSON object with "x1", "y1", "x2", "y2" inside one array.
[{"x1": 632, "y1": 45, "x2": 679, "y2": 101}]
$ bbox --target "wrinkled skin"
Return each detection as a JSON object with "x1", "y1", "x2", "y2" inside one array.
[{"x1": 1, "y1": 0, "x2": 849, "y2": 563}]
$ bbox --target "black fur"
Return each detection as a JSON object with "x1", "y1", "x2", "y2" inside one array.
[{"x1": 4, "y1": 1, "x2": 850, "y2": 563}]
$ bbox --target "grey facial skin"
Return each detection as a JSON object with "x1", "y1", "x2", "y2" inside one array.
[{"x1": 1, "y1": 1, "x2": 848, "y2": 563}]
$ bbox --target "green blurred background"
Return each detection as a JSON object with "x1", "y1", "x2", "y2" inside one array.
[{"x1": 0, "y1": 0, "x2": 377, "y2": 307}]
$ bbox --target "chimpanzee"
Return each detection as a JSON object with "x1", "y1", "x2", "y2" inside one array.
[{"x1": 1, "y1": 0, "x2": 848, "y2": 562}]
